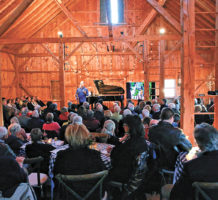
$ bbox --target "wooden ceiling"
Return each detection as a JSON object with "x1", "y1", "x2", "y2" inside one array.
[{"x1": 0, "y1": 0, "x2": 216, "y2": 53}]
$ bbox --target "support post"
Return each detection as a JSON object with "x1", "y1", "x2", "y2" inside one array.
[
  {"x1": 159, "y1": 40, "x2": 165, "y2": 99},
  {"x1": 15, "y1": 56, "x2": 20, "y2": 97},
  {"x1": 143, "y1": 41, "x2": 150, "y2": 100},
  {"x1": 0, "y1": 54, "x2": 3, "y2": 126},
  {"x1": 59, "y1": 42, "x2": 65, "y2": 108},
  {"x1": 180, "y1": 0, "x2": 195, "y2": 143},
  {"x1": 214, "y1": 0, "x2": 218, "y2": 129}
]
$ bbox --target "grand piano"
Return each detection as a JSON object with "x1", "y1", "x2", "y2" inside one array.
[{"x1": 86, "y1": 80, "x2": 125, "y2": 108}]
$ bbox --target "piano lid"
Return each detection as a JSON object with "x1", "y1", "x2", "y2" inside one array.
[{"x1": 94, "y1": 80, "x2": 125, "y2": 95}]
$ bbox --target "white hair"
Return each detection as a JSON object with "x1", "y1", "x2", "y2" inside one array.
[
  {"x1": 96, "y1": 104, "x2": 103, "y2": 112},
  {"x1": 73, "y1": 116, "x2": 83, "y2": 125},
  {"x1": 10, "y1": 116, "x2": 19, "y2": 124},
  {"x1": 114, "y1": 106, "x2": 121, "y2": 113},
  {"x1": 70, "y1": 113, "x2": 78, "y2": 123},
  {"x1": 8, "y1": 123, "x2": 21, "y2": 136},
  {"x1": 152, "y1": 104, "x2": 160, "y2": 112},
  {"x1": 101, "y1": 120, "x2": 115, "y2": 136},
  {"x1": 21, "y1": 107, "x2": 28, "y2": 116},
  {"x1": 0, "y1": 127, "x2": 8, "y2": 139},
  {"x1": 34, "y1": 105, "x2": 41, "y2": 111},
  {"x1": 142, "y1": 109, "x2": 150, "y2": 118},
  {"x1": 32, "y1": 110, "x2": 39, "y2": 118},
  {"x1": 128, "y1": 103, "x2": 134, "y2": 111},
  {"x1": 168, "y1": 103, "x2": 176, "y2": 109},
  {"x1": 123, "y1": 109, "x2": 132, "y2": 117}
]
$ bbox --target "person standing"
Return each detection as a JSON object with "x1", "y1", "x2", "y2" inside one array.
[{"x1": 76, "y1": 81, "x2": 88, "y2": 106}]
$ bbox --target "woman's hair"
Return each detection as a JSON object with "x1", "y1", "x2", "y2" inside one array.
[
  {"x1": 60, "y1": 107, "x2": 68, "y2": 113},
  {"x1": 10, "y1": 116, "x2": 19, "y2": 124},
  {"x1": 8, "y1": 123, "x2": 21, "y2": 136},
  {"x1": 123, "y1": 115, "x2": 145, "y2": 138},
  {"x1": 30, "y1": 128, "x2": 43, "y2": 143},
  {"x1": 102, "y1": 120, "x2": 115, "y2": 136},
  {"x1": 65, "y1": 124, "x2": 90, "y2": 148},
  {"x1": 104, "y1": 110, "x2": 112, "y2": 118},
  {"x1": 46, "y1": 112, "x2": 54, "y2": 123},
  {"x1": 195, "y1": 105, "x2": 202, "y2": 113}
]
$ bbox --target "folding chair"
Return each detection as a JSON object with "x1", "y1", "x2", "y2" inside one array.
[
  {"x1": 192, "y1": 182, "x2": 218, "y2": 200},
  {"x1": 55, "y1": 170, "x2": 108, "y2": 200}
]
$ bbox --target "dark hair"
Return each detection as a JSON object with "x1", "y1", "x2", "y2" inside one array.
[
  {"x1": 160, "y1": 107, "x2": 174, "y2": 120},
  {"x1": 123, "y1": 115, "x2": 145, "y2": 138},
  {"x1": 87, "y1": 110, "x2": 94, "y2": 119},
  {"x1": 162, "y1": 98, "x2": 167, "y2": 104},
  {"x1": 143, "y1": 117, "x2": 151, "y2": 126},
  {"x1": 174, "y1": 114, "x2": 180, "y2": 123},
  {"x1": 194, "y1": 123, "x2": 218, "y2": 151},
  {"x1": 31, "y1": 128, "x2": 42, "y2": 143},
  {"x1": 146, "y1": 101, "x2": 152, "y2": 106},
  {"x1": 46, "y1": 101, "x2": 53, "y2": 108}
]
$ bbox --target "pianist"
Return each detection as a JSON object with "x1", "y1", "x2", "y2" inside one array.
[{"x1": 76, "y1": 81, "x2": 89, "y2": 106}]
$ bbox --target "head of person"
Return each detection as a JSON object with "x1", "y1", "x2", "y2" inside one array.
[
  {"x1": 139, "y1": 101, "x2": 146, "y2": 110},
  {"x1": 114, "y1": 106, "x2": 121, "y2": 114},
  {"x1": 160, "y1": 107, "x2": 175, "y2": 124},
  {"x1": 96, "y1": 104, "x2": 103, "y2": 112},
  {"x1": 82, "y1": 101, "x2": 89, "y2": 110},
  {"x1": 2, "y1": 98, "x2": 7, "y2": 105},
  {"x1": 143, "y1": 117, "x2": 151, "y2": 129},
  {"x1": 60, "y1": 107, "x2": 68, "y2": 114},
  {"x1": 123, "y1": 115, "x2": 145, "y2": 138},
  {"x1": 21, "y1": 107, "x2": 28, "y2": 116},
  {"x1": 168, "y1": 103, "x2": 176, "y2": 110},
  {"x1": 161, "y1": 98, "x2": 167, "y2": 105},
  {"x1": 104, "y1": 110, "x2": 112, "y2": 118},
  {"x1": 80, "y1": 81, "x2": 84, "y2": 88},
  {"x1": 32, "y1": 110, "x2": 39, "y2": 118},
  {"x1": 68, "y1": 101, "x2": 72, "y2": 108},
  {"x1": 123, "y1": 109, "x2": 132, "y2": 118},
  {"x1": 8, "y1": 123, "x2": 21, "y2": 136},
  {"x1": 174, "y1": 113, "x2": 180, "y2": 123},
  {"x1": 102, "y1": 120, "x2": 115, "y2": 136},
  {"x1": 142, "y1": 109, "x2": 150, "y2": 118},
  {"x1": 73, "y1": 116, "x2": 83, "y2": 125},
  {"x1": 144, "y1": 105, "x2": 151, "y2": 113},
  {"x1": 46, "y1": 101, "x2": 53, "y2": 108},
  {"x1": 34, "y1": 105, "x2": 41, "y2": 112},
  {"x1": 46, "y1": 112, "x2": 54, "y2": 123},
  {"x1": 194, "y1": 123, "x2": 218, "y2": 152},
  {"x1": 69, "y1": 112, "x2": 78, "y2": 123},
  {"x1": 0, "y1": 127, "x2": 8, "y2": 140},
  {"x1": 86, "y1": 110, "x2": 94, "y2": 120},
  {"x1": 195, "y1": 105, "x2": 202, "y2": 113},
  {"x1": 152, "y1": 103, "x2": 160, "y2": 113},
  {"x1": 30, "y1": 128, "x2": 43, "y2": 143},
  {"x1": 49, "y1": 103, "x2": 57, "y2": 111},
  {"x1": 128, "y1": 103, "x2": 134, "y2": 112},
  {"x1": 149, "y1": 119, "x2": 159, "y2": 127},
  {"x1": 10, "y1": 116, "x2": 19, "y2": 124},
  {"x1": 65, "y1": 124, "x2": 90, "y2": 149}
]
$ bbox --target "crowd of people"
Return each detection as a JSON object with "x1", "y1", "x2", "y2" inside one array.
[{"x1": 0, "y1": 95, "x2": 217, "y2": 200}]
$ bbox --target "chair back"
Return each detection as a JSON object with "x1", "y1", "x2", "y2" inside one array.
[
  {"x1": 44, "y1": 130, "x2": 58, "y2": 139},
  {"x1": 192, "y1": 182, "x2": 218, "y2": 200},
  {"x1": 24, "y1": 156, "x2": 44, "y2": 187},
  {"x1": 55, "y1": 170, "x2": 108, "y2": 200}
]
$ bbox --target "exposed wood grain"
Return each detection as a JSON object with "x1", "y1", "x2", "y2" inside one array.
[
  {"x1": 147, "y1": 0, "x2": 182, "y2": 34},
  {"x1": 59, "y1": 43, "x2": 65, "y2": 107},
  {"x1": 0, "y1": 0, "x2": 34, "y2": 36},
  {"x1": 41, "y1": 44, "x2": 60, "y2": 64},
  {"x1": 159, "y1": 40, "x2": 165, "y2": 99}
]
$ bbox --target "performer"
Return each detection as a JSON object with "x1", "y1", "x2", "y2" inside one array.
[{"x1": 76, "y1": 81, "x2": 89, "y2": 106}]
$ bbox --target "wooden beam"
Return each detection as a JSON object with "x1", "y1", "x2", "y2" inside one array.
[
  {"x1": 214, "y1": 0, "x2": 218, "y2": 129},
  {"x1": 0, "y1": 35, "x2": 181, "y2": 45},
  {"x1": 159, "y1": 40, "x2": 165, "y2": 99},
  {"x1": 124, "y1": 42, "x2": 144, "y2": 62},
  {"x1": 41, "y1": 44, "x2": 59, "y2": 64},
  {"x1": 0, "y1": 54, "x2": 3, "y2": 126},
  {"x1": 65, "y1": 42, "x2": 83, "y2": 62},
  {"x1": 164, "y1": 39, "x2": 182, "y2": 61},
  {"x1": 147, "y1": 0, "x2": 182, "y2": 34},
  {"x1": 53, "y1": 0, "x2": 87, "y2": 36},
  {"x1": 81, "y1": 55, "x2": 95, "y2": 69},
  {"x1": 0, "y1": 0, "x2": 34, "y2": 37},
  {"x1": 59, "y1": 43, "x2": 66, "y2": 108},
  {"x1": 143, "y1": 41, "x2": 150, "y2": 100},
  {"x1": 19, "y1": 83, "x2": 33, "y2": 97},
  {"x1": 180, "y1": 0, "x2": 195, "y2": 144}
]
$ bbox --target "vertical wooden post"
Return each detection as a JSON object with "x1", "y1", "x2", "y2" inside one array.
[
  {"x1": 15, "y1": 56, "x2": 20, "y2": 97},
  {"x1": 59, "y1": 42, "x2": 65, "y2": 108},
  {"x1": 180, "y1": 0, "x2": 195, "y2": 144},
  {"x1": 143, "y1": 41, "x2": 150, "y2": 101},
  {"x1": 0, "y1": 54, "x2": 3, "y2": 126},
  {"x1": 159, "y1": 40, "x2": 165, "y2": 99},
  {"x1": 214, "y1": 0, "x2": 218, "y2": 129}
]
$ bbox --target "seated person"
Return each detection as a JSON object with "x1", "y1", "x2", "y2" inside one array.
[
  {"x1": 59, "y1": 107, "x2": 69, "y2": 122},
  {"x1": 27, "y1": 110, "x2": 44, "y2": 131},
  {"x1": 25, "y1": 128, "x2": 55, "y2": 174},
  {"x1": 149, "y1": 108, "x2": 192, "y2": 170},
  {"x1": 54, "y1": 124, "x2": 106, "y2": 199},
  {"x1": 0, "y1": 156, "x2": 27, "y2": 198},
  {"x1": 0, "y1": 127, "x2": 16, "y2": 158},
  {"x1": 111, "y1": 106, "x2": 122, "y2": 122},
  {"x1": 6, "y1": 123, "x2": 26, "y2": 156},
  {"x1": 170, "y1": 123, "x2": 218, "y2": 200},
  {"x1": 94, "y1": 104, "x2": 105, "y2": 127},
  {"x1": 83, "y1": 110, "x2": 101, "y2": 132},
  {"x1": 101, "y1": 120, "x2": 120, "y2": 146},
  {"x1": 43, "y1": 112, "x2": 61, "y2": 136}
]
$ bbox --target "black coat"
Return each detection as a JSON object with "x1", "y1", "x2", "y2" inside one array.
[
  {"x1": 5, "y1": 135, "x2": 24, "y2": 156},
  {"x1": 0, "y1": 156, "x2": 27, "y2": 198},
  {"x1": 170, "y1": 150, "x2": 218, "y2": 200},
  {"x1": 109, "y1": 137, "x2": 148, "y2": 183},
  {"x1": 149, "y1": 121, "x2": 192, "y2": 170},
  {"x1": 54, "y1": 147, "x2": 106, "y2": 200},
  {"x1": 26, "y1": 142, "x2": 55, "y2": 174},
  {"x1": 27, "y1": 117, "x2": 44, "y2": 131}
]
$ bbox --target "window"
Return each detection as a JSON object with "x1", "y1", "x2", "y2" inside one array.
[
  {"x1": 100, "y1": 0, "x2": 124, "y2": 24},
  {"x1": 164, "y1": 79, "x2": 176, "y2": 98}
]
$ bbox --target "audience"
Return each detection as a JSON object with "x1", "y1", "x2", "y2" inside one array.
[
  {"x1": 43, "y1": 112, "x2": 61, "y2": 135},
  {"x1": 83, "y1": 110, "x2": 101, "y2": 132},
  {"x1": 27, "y1": 110, "x2": 44, "y2": 131}
]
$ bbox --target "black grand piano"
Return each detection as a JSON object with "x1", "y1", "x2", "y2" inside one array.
[{"x1": 86, "y1": 80, "x2": 125, "y2": 108}]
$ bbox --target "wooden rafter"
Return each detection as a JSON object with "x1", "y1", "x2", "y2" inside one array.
[
  {"x1": 124, "y1": 41, "x2": 144, "y2": 62},
  {"x1": 0, "y1": 0, "x2": 34, "y2": 37},
  {"x1": 19, "y1": 83, "x2": 33, "y2": 97},
  {"x1": 147, "y1": 0, "x2": 182, "y2": 34},
  {"x1": 41, "y1": 44, "x2": 59, "y2": 64},
  {"x1": 164, "y1": 39, "x2": 182, "y2": 60},
  {"x1": 0, "y1": 35, "x2": 181, "y2": 45},
  {"x1": 159, "y1": 40, "x2": 165, "y2": 99},
  {"x1": 65, "y1": 42, "x2": 83, "y2": 62}
]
